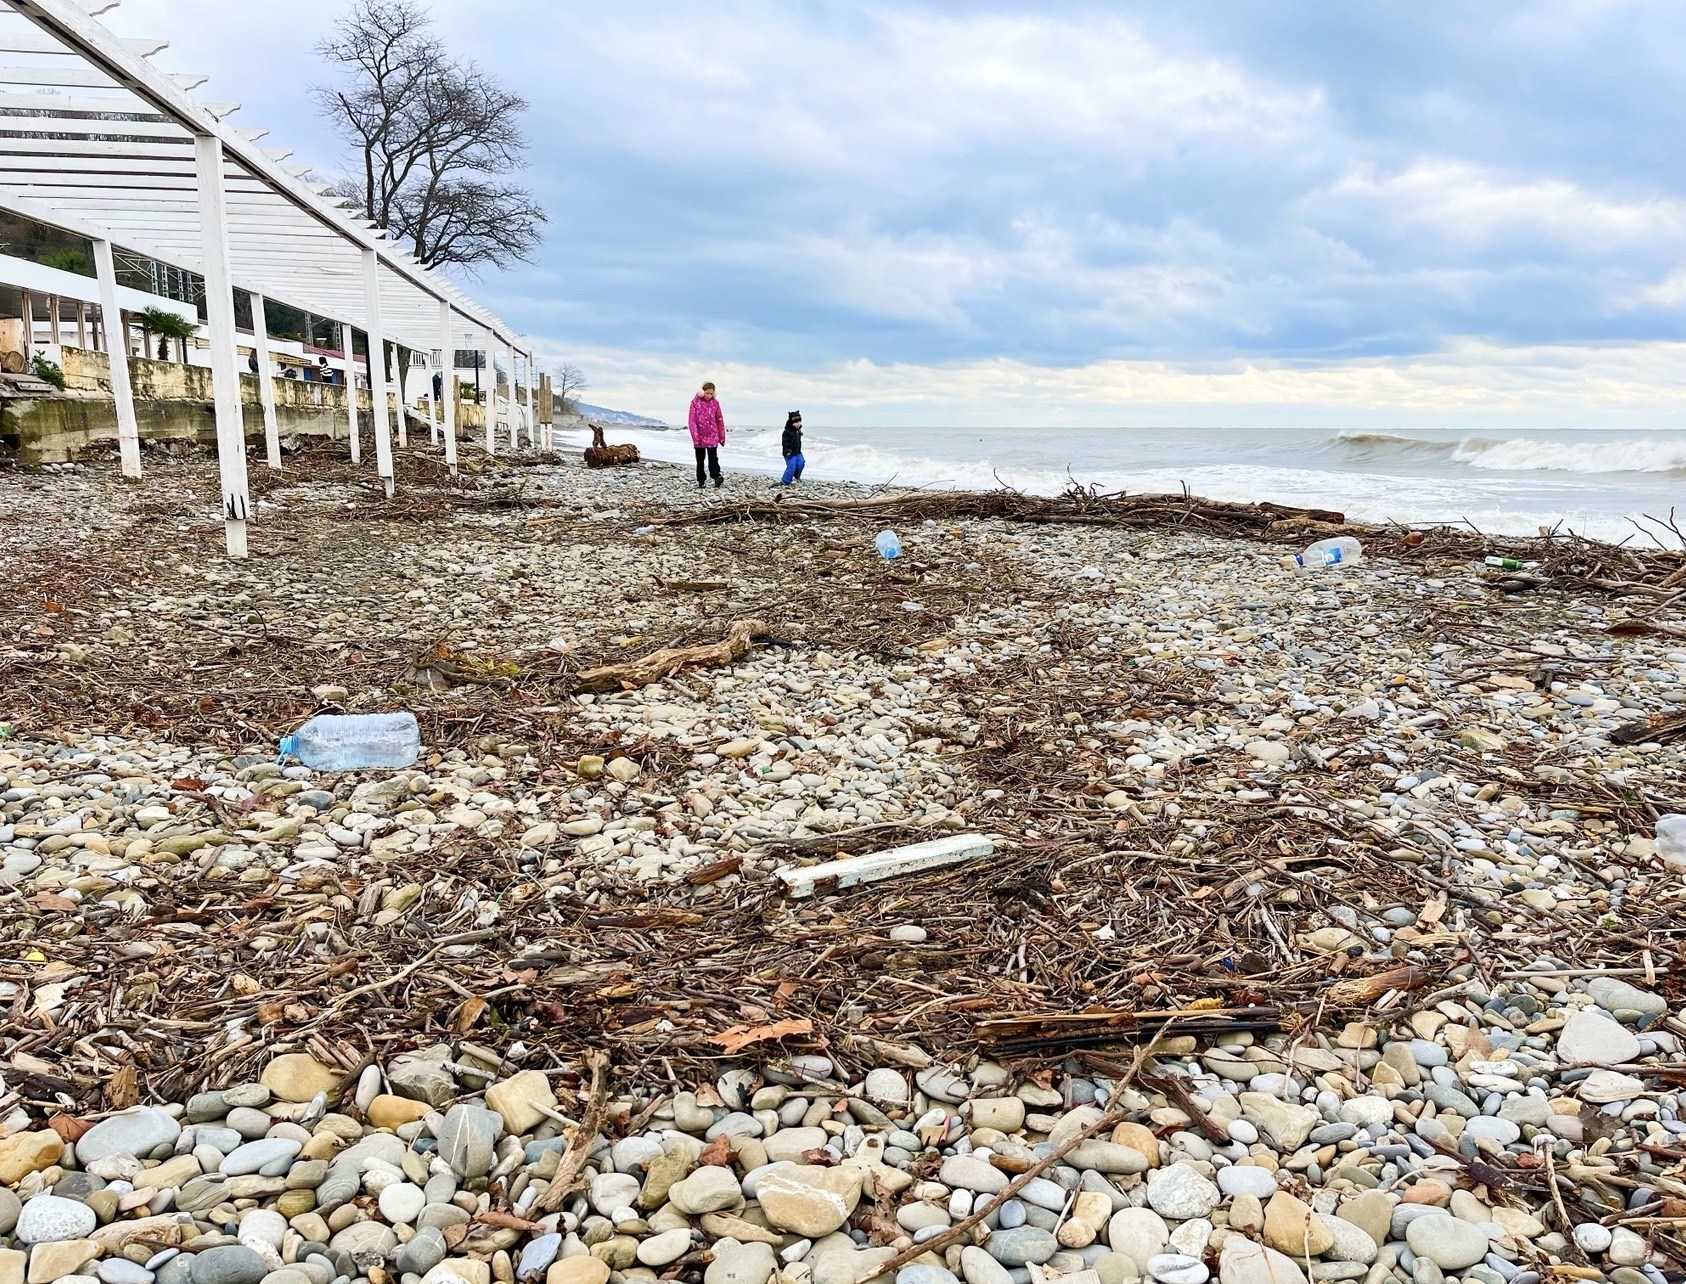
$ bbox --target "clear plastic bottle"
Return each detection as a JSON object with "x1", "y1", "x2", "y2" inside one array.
[
  {"x1": 1658, "y1": 815, "x2": 1686, "y2": 870},
  {"x1": 1286, "y1": 536, "x2": 1362, "y2": 572},
  {"x1": 875, "y1": 530, "x2": 902, "y2": 560},
  {"x1": 280, "y1": 713, "x2": 420, "y2": 771}
]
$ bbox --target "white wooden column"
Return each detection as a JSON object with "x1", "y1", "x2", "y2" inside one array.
[
  {"x1": 483, "y1": 336, "x2": 497, "y2": 454},
  {"x1": 92, "y1": 238, "x2": 141, "y2": 479},
  {"x1": 194, "y1": 135, "x2": 252, "y2": 557},
  {"x1": 341, "y1": 320, "x2": 360, "y2": 463},
  {"x1": 422, "y1": 353, "x2": 439, "y2": 444},
  {"x1": 251, "y1": 292, "x2": 281, "y2": 470},
  {"x1": 390, "y1": 341, "x2": 407, "y2": 449},
  {"x1": 361, "y1": 249, "x2": 395, "y2": 496},
  {"x1": 525, "y1": 352, "x2": 539, "y2": 449},
  {"x1": 439, "y1": 301, "x2": 458, "y2": 474},
  {"x1": 505, "y1": 336, "x2": 520, "y2": 448}
]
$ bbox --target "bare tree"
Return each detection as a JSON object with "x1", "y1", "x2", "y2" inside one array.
[
  {"x1": 552, "y1": 363, "x2": 587, "y2": 414},
  {"x1": 316, "y1": 0, "x2": 547, "y2": 272}
]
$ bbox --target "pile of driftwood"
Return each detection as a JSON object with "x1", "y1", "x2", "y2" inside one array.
[{"x1": 583, "y1": 423, "x2": 640, "y2": 469}]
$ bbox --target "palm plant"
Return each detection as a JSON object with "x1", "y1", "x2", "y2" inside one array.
[{"x1": 137, "y1": 306, "x2": 198, "y2": 363}]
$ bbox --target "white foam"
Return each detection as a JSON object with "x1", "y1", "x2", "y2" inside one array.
[
  {"x1": 1450, "y1": 435, "x2": 1686, "y2": 475},
  {"x1": 555, "y1": 426, "x2": 1676, "y2": 544}
]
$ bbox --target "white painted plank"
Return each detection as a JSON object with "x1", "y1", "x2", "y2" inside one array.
[{"x1": 775, "y1": 835, "x2": 997, "y2": 899}]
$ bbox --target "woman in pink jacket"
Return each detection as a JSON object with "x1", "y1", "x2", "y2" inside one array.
[{"x1": 688, "y1": 381, "x2": 726, "y2": 489}]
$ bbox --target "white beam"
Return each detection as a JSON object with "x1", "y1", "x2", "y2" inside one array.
[
  {"x1": 525, "y1": 351, "x2": 539, "y2": 450},
  {"x1": 91, "y1": 236, "x2": 139, "y2": 477},
  {"x1": 0, "y1": 31, "x2": 166, "y2": 56},
  {"x1": 482, "y1": 335, "x2": 495, "y2": 455},
  {"x1": 250, "y1": 291, "x2": 279, "y2": 471},
  {"x1": 420, "y1": 350, "x2": 437, "y2": 445},
  {"x1": 361, "y1": 247, "x2": 393, "y2": 496},
  {"x1": 390, "y1": 339, "x2": 405, "y2": 448},
  {"x1": 439, "y1": 300, "x2": 456, "y2": 475},
  {"x1": 505, "y1": 335, "x2": 519, "y2": 450},
  {"x1": 194, "y1": 132, "x2": 249, "y2": 559},
  {"x1": 340, "y1": 319, "x2": 359, "y2": 464},
  {"x1": 0, "y1": 90, "x2": 154, "y2": 112}
]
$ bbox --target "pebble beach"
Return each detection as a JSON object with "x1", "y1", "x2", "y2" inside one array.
[{"x1": 3, "y1": 443, "x2": 1686, "y2": 1284}]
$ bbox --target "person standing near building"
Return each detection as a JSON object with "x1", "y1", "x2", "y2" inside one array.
[{"x1": 688, "y1": 380, "x2": 726, "y2": 489}]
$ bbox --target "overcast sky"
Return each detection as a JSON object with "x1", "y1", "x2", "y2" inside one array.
[{"x1": 111, "y1": 1, "x2": 1686, "y2": 426}]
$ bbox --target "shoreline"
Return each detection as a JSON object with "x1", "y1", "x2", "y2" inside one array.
[
  {"x1": 552, "y1": 423, "x2": 1686, "y2": 548},
  {"x1": 2, "y1": 441, "x2": 1686, "y2": 1279}
]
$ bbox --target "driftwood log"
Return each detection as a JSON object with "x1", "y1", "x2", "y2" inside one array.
[
  {"x1": 576, "y1": 618, "x2": 764, "y2": 692},
  {"x1": 582, "y1": 422, "x2": 640, "y2": 469}
]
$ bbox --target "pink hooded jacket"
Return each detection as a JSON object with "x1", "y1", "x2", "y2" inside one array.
[{"x1": 688, "y1": 394, "x2": 726, "y2": 448}]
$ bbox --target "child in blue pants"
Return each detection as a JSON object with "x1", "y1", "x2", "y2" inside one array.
[{"x1": 776, "y1": 410, "x2": 805, "y2": 485}]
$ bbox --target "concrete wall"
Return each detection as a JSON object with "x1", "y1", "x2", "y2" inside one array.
[{"x1": 4, "y1": 347, "x2": 483, "y2": 463}]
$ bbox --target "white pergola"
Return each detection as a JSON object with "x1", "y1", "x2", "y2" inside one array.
[{"x1": 0, "y1": 0, "x2": 546, "y2": 556}]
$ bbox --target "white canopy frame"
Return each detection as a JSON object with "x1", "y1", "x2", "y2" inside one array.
[{"x1": 0, "y1": 0, "x2": 540, "y2": 555}]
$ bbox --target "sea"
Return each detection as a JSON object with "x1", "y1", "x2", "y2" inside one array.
[{"x1": 555, "y1": 424, "x2": 1686, "y2": 546}]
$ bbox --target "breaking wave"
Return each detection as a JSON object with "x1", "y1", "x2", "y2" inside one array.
[{"x1": 1335, "y1": 432, "x2": 1686, "y2": 475}]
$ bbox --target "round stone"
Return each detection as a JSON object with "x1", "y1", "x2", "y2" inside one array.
[
  {"x1": 1405, "y1": 1214, "x2": 1491, "y2": 1271},
  {"x1": 75, "y1": 1108, "x2": 182, "y2": 1166},
  {"x1": 1574, "y1": 1224, "x2": 1614, "y2": 1253},
  {"x1": 378, "y1": 1182, "x2": 425, "y2": 1225},
  {"x1": 189, "y1": 1246, "x2": 269, "y2": 1284},
  {"x1": 1145, "y1": 1255, "x2": 1208, "y2": 1284},
  {"x1": 220, "y1": 1138, "x2": 302, "y2": 1177},
  {"x1": 16, "y1": 1194, "x2": 98, "y2": 1244},
  {"x1": 1216, "y1": 1166, "x2": 1277, "y2": 1200},
  {"x1": 1145, "y1": 1166, "x2": 1220, "y2": 1221},
  {"x1": 637, "y1": 1228, "x2": 693, "y2": 1267}
]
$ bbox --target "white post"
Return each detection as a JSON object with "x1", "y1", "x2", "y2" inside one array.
[
  {"x1": 194, "y1": 134, "x2": 251, "y2": 558},
  {"x1": 48, "y1": 295, "x2": 60, "y2": 347},
  {"x1": 361, "y1": 249, "x2": 395, "y2": 497},
  {"x1": 422, "y1": 352, "x2": 439, "y2": 444},
  {"x1": 251, "y1": 292, "x2": 281, "y2": 471},
  {"x1": 92, "y1": 239, "x2": 142, "y2": 478},
  {"x1": 390, "y1": 341, "x2": 407, "y2": 449},
  {"x1": 439, "y1": 301, "x2": 457, "y2": 475},
  {"x1": 341, "y1": 320, "x2": 360, "y2": 463},
  {"x1": 76, "y1": 300, "x2": 87, "y2": 350},
  {"x1": 483, "y1": 336, "x2": 497, "y2": 455},
  {"x1": 525, "y1": 351, "x2": 539, "y2": 449},
  {"x1": 505, "y1": 336, "x2": 520, "y2": 449}
]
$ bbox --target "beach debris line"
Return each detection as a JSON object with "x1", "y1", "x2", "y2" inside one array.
[
  {"x1": 582, "y1": 421, "x2": 641, "y2": 468},
  {"x1": 774, "y1": 831, "x2": 996, "y2": 898},
  {"x1": 574, "y1": 617, "x2": 766, "y2": 692}
]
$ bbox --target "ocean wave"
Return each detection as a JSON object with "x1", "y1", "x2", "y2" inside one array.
[
  {"x1": 551, "y1": 426, "x2": 1668, "y2": 544},
  {"x1": 1334, "y1": 431, "x2": 1686, "y2": 475}
]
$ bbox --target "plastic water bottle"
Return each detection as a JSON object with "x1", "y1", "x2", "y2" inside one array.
[
  {"x1": 1658, "y1": 815, "x2": 1686, "y2": 870},
  {"x1": 875, "y1": 530, "x2": 902, "y2": 560},
  {"x1": 280, "y1": 713, "x2": 421, "y2": 771},
  {"x1": 1287, "y1": 536, "x2": 1362, "y2": 572}
]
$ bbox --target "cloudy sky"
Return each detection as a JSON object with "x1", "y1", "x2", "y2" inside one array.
[{"x1": 112, "y1": 1, "x2": 1686, "y2": 425}]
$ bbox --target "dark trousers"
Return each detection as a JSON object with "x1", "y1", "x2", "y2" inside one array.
[{"x1": 694, "y1": 446, "x2": 721, "y2": 486}]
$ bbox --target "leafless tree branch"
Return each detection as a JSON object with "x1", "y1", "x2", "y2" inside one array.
[{"x1": 314, "y1": 0, "x2": 547, "y2": 272}]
